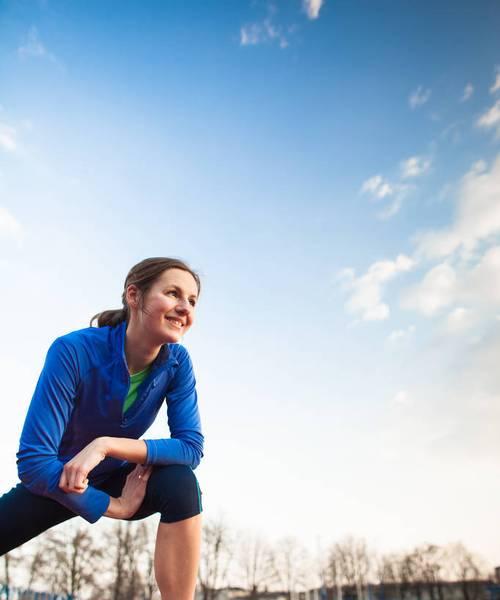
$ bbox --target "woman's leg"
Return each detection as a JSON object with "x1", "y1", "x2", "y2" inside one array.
[
  {"x1": 0, "y1": 483, "x2": 76, "y2": 556},
  {"x1": 100, "y1": 463, "x2": 203, "y2": 600},
  {"x1": 154, "y1": 514, "x2": 202, "y2": 600}
]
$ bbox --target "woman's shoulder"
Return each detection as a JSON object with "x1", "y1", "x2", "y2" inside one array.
[
  {"x1": 48, "y1": 325, "x2": 124, "y2": 378},
  {"x1": 167, "y1": 343, "x2": 191, "y2": 361},
  {"x1": 56, "y1": 325, "x2": 112, "y2": 348},
  {"x1": 49, "y1": 325, "x2": 118, "y2": 366}
]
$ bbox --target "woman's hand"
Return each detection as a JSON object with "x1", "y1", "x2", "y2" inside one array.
[
  {"x1": 114, "y1": 464, "x2": 153, "y2": 519},
  {"x1": 58, "y1": 438, "x2": 108, "y2": 494},
  {"x1": 104, "y1": 465, "x2": 153, "y2": 519}
]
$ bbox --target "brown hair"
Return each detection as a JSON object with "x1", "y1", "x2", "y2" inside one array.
[{"x1": 90, "y1": 257, "x2": 201, "y2": 328}]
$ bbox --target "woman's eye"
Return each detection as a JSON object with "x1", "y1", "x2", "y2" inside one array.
[
  {"x1": 167, "y1": 290, "x2": 177, "y2": 297},
  {"x1": 189, "y1": 300, "x2": 196, "y2": 307}
]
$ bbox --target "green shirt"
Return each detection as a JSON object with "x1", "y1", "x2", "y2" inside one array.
[{"x1": 122, "y1": 366, "x2": 151, "y2": 414}]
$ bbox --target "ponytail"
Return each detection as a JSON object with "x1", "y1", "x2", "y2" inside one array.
[{"x1": 90, "y1": 307, "x2": 128, "y2": 328}]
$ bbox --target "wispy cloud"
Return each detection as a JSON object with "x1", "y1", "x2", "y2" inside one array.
[
  {"x1": 402, "y1": 262, "x2": 457, "y2": 316},
  {"x1": 490, "y1": 67, "x2": 500, "y2": 94},
  {"x1": 477, "y1": 100, "x2": 500, "y2": 139},
  {"x1": 18, "y1": 26, "x2": 58, "y2": 64},
  {"x1": 409, "y1": 86, "x2": 431, "y2": 110},
  {"x1": 339, "y1": 255, "x2": 415, "y2": 321},
  {"x1": 360, "y1": 174, "x2": 393, "y2": 199},
  {"x1": 0, "y1": 207, "x2": 24, "y2": 245},
  {"x1": 0, "y1": 123, "x2": 17, "y2": 153},
  {"x1": 415, "y1": 156, "x2": 500, "y2": 259},
  {"x1": 460, "y1": 83, "x2": 474, "y2": 102},
  {"x1": 402, "y1": 245, "x2": 500, "y2": 320},
  {"x1": 360, "y1": 173, "x2": 411, "y2": 219},
  {"x1": 240, "y1": 18, "x2": 289, "y2": 49},
  {"x1": 400, "y1": 155, "x2": 431, "y2": 178},
  {"x1": 303, "y1": 0, "x2": 324, "y2": 20}
]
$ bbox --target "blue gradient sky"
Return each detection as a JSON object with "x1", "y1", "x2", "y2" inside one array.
[{"x1": 1, "y1": 0, "x2": 500, "y2": 568}]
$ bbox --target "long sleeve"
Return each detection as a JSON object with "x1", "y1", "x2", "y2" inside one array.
[
  {"x1": 16, "y1": 338, "x2": 111, "y2": 524},
  {"x1": 144, "y1": 346, "x2": 204, "y2": 469}
]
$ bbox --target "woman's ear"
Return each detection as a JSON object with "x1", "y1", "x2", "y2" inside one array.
[{"x1": 125, "y1": 284, "x2": 140, "y2": 310}]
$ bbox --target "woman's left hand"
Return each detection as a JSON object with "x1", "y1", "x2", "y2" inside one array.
[{"x1": 59, "y1": 438, "x2": 108, "y2": 494}]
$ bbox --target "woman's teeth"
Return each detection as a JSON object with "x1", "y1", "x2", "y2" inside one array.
[{"x1": 166, "y1": 318, "x2": 183, "y2": 328}]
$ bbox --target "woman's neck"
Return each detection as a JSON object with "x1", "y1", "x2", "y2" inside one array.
[{"x1": 124, "y1": 322, "x2": 161, "y2": 375}]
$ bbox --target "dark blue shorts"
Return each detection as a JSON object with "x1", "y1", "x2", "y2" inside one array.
[{"x1": 0, "y1": 463, "x2": 203, "y2": 556}]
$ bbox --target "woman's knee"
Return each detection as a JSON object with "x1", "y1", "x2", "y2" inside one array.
[{"x1": 148, "y1": 465, "x2": 203, "y2": 524}]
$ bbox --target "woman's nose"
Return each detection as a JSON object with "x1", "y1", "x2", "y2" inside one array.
[{"x1": 176, "y1": 299, "x2": 190, "y2": 313}]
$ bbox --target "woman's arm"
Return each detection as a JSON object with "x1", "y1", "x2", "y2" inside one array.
[
  {"x1": 59, "y1": 437, "x2": 148, "y2": 493},
  {"x1": 17, "y1": 338, "x2": 111, "y2": 524},
  {"x1": 142, "y1": 346, "x2": 204, "y2": 469}
]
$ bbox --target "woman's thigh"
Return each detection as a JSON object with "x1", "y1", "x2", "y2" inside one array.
[
  {"x1": 0, "y1": 483, "x2": 76, "y2": 556},
  {"x1": 97, "y1": 463, "x2": 203, "y2": 524},
  {"x1": 134, "y1": 464, "x2": 202, "y2": 524}
]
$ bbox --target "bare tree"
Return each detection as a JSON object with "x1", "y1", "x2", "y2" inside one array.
[
  {"x1": 110, "y1": 520, "x2": 155, "y2": 600},
  {"x1": 40, "y1": 523, "x2": 105, "y2": 598},
  {"x1": 328, "y1": 537, "x2": 371, "y2": 600},
  {"x1": 25, "y1": 541, "x2": 51, "y2": 591},
  {"x1": 236, "y1": 532, "x2": 278, "y2": 599},
  {"x1": 410, "y1": 544, "x2": 447, "y2": 600},
  {"x1": 444, "y1": 542, "x2": 487, "y2": 600},
  {"x1": 2, "y1": 553, "x2": 12, "y2": 591},
  {"x1": 325, "y1": 544, "x2": 342, "y2": 600},
  {"x1": 271, "y1": 536, "x2": 310, "y2": 599},
  {"x1": 198, "y1": 516, "x2": 233, "y2": 600},
  {"x1": 376, "y1": 552, "x2": 401, "y2": 600}
]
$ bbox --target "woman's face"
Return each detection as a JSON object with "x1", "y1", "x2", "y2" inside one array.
[{"x1": 128, "y1": 268, "x2": 199, "y2": 345}]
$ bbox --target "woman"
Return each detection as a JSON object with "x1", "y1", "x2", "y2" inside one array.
[{"x1": 0, "y1": 257, "x2": 204, "y2": 600}]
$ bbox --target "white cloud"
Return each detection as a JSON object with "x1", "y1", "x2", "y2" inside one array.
[
  {"x1": 340, "y1": 255, "x2": 415, "y2": 321},
  {"x1": 0, "y1": 123, "x2": 17, "y2": 153},
  {"x1": 477, "y1": 100, "x2": 500, "y2": 138},
  {"x1": 409, "y1": 86, "x2": 431, "y2": 109},
  {"x1": 490, "y1": 68, "x2": 500, "y2": 94},
  {"x1": 240, "y1": 18, "x2": 289, "y2": 49},
  {"x1": 377, "y1": 197, "x2": 403, "y2": 220},
  {"x1": 18, "y1": 26, "x2": 57, "y2": 63},
  {"x1": 400, "y1": 155, "x2": 431, "y2": 178},
  {"x1": 445, "y1": 307, "x2": 475, "y2": 334},
  {"x1": 461, "y1": 83, "x2": 474, "y2": 102},
  {"x1": 0, "y1": 207, "x2": 23, "y2": 244},
  {"x1": 402, "y1": 262, "x2": 457, "y2": 317},
  {"x1": 463, "y1": 245, "x2": 500, "y2": 307},
  {"x1": 402, "y1": 246, "x2": 500, "y2": 321},
  {"x1": 415, "y1": 155, "x2": 500, "y2": 260},
  {"x1": 360, "y1": 174, "x2": 394, "y2": 199},
  {"x1": 303, "y1": 0, "x2": 324, "y2": 19},
  {"x1": 361, "y1": 174, "x2": 412, "y2": 219}
]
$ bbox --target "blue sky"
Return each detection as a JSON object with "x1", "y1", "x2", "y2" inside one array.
[{"x1": 1, "y1": 0, "x2": 500, "y2": 572}]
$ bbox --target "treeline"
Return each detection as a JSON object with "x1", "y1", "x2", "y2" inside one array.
[{"x1": 0, "y1": 515, "x2": 494, "y2": 600}]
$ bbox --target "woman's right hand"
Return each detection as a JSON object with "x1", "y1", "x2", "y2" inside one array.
[{"x1": 117, "y1": 464, "x2": 153, "y2": 519}]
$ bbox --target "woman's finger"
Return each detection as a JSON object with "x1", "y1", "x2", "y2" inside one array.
[
  {"x1": 138, "y1": 465, "x2": 152, "y2": 480},
  {"x1": 70, "y1": 468, "x2": 84, "y2": 491}
]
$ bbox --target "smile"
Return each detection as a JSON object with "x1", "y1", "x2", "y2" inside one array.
[{"x1": 165, "y1": 317, "x2": 184, "y2": 329}]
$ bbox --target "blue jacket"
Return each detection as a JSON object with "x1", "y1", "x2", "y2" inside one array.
[{"x1": 16, "y1": 321, "x2": 204, "y2": 524}]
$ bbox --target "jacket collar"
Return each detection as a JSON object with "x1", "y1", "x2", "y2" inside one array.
[{"x1": 112, "y1": 320, "x2": 179, "y2": 370}]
